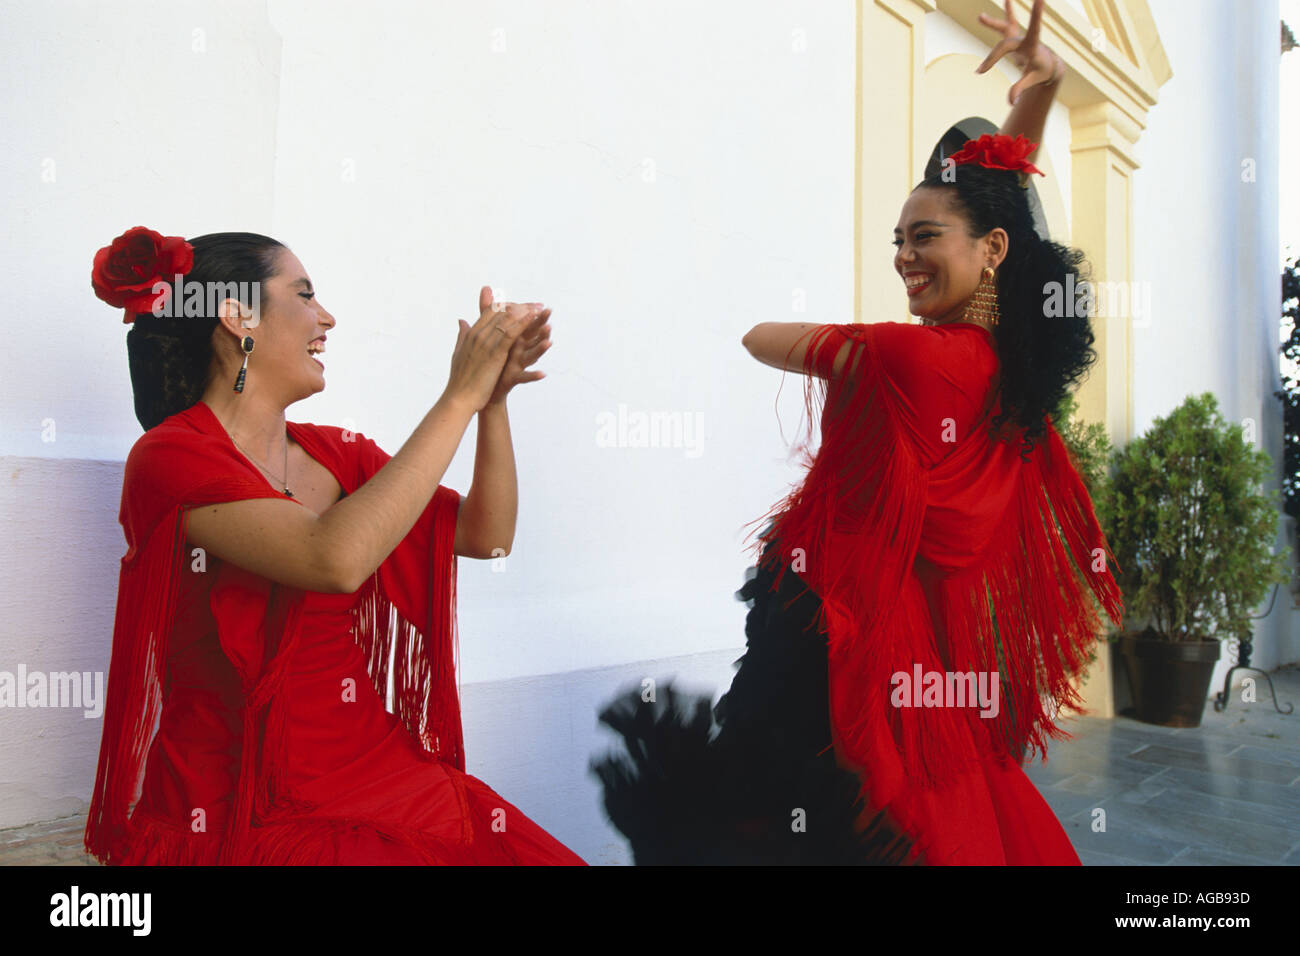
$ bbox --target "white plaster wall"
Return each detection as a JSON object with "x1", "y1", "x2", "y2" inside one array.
[
  {"x1": 0, "y1": 0, "x2": 853, "y2": 831},
  {"x1": 1133, "y1": 0, "x2": 1295, "y2": 677}
]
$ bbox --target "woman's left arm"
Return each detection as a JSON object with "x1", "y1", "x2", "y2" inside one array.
[
  {"x1": 453, "y1": 290, "x2": 551, "y2": 559},
  {"x1": 453, "y1": 402, "x2": 517, "y2": 559}
]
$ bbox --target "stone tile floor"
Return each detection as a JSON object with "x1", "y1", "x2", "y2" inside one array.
[
  {"x1": 1027, "y1": 663, "x2": 1300, "y2": 866},
  {"x1": 3, "y1": 664, "x2": 1297, "y2": 866}
]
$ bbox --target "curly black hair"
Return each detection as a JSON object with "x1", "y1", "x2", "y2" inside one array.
[
  {"x1": 125, "y1": 233, "x2": 285, "y2": 431},
  {"x1": 914, "y1": 163, "x2": 1098, "y2": 461}
]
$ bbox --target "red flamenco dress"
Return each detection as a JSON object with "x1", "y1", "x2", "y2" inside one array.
[
  {"x1": 592, "y1": 320, "x2": 1123, "y2": 865},
  {"x1": 85, "y1": 400, "x2": 585, "y2": 865}
]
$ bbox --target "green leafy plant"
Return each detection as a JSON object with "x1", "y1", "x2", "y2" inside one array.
[{"x1": 1094, "y1": 392, "x2": 1290, "y2": 644}]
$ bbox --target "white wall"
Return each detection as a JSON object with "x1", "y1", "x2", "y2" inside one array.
[
  {"x1": 1133, "y1": 0, "x2": 1294, "y2": 674},
  {"x1": 0, "y1": 0, "x2": 853, "y2": 831}
]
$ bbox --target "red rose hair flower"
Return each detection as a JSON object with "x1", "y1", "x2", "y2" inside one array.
[
  {"x1": 947, "y1": 133, "x2": 1045, "y2": 177},
  {"x1": 91, "y1": 226, "x2": 194, "y2": 322}
]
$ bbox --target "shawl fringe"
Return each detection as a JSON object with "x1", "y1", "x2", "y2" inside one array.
[
  {"x1": 351, "y1": 542, "x2": 464, "y2": 772},
  {"x1": 741, "y1": 323, "x2": 1123, "y2": 822},
  {"x1": 940, "y1": 423, "x2": 1124, "y2": 765},
  {"x1": 83, "y1": 505, "x2": 186, "y2": 864}
]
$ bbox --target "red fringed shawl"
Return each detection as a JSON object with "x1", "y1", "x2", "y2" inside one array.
[
  {"x1": 84, "y1": 400, "x2": 462, "y2": 865},
  {"x1": 743, "y1": 321, "x2": 1124, "y2": 855}
]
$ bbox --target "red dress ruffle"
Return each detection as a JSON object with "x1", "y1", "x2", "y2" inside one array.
[{"x1": 124, "y1": 580, "x2": 582, "y2": 865}]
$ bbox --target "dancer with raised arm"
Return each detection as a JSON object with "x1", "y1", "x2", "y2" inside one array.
[
  {"x1": 86, "y1": 227, "x2": 584, "y2": 864},
  {"x1": 592, "y1": 0, "x2": 1122, "y2": 865}
]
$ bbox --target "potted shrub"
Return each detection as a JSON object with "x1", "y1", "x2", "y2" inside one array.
[{"x1": 1094, "y1": 392, "x2": 1291, "y2": 727}]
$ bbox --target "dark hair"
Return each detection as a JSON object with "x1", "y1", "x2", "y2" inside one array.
[
  {"x1": 125, "y1": 233, "x2": 285, "y2": 430},
  {"x1": 914, "y1": 164, "x2": 1097, "y2": 461}
]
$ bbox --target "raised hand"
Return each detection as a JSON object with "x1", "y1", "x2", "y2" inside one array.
[
  {"x1": 975, "y1": 0, "x2": 1065, "y2": 106},
  {"x1": 444, "y1": 287, "x2": 538, "y2": 414},
  {"x1": 484, "y1": 285, "x2": 551, "y2": 407}
]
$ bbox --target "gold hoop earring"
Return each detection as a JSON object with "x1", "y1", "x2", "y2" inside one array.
[
  {"x1": 233, "y1": 336, "x2": 254, "y2": 392},
  {"x1": 963, "y1": 266, "x2": 999, "y2": 328}
]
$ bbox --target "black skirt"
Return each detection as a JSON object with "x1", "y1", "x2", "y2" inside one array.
[{"x1": 589, "y1": 539, "x2": 917, "y2": 865}]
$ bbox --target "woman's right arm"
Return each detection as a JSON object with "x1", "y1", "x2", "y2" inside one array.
[
  {"x1": 976, "y1": 0, "x2": 1064, "y2": 166},
  {"x1": 742, "y1": 323, "x2": 857, "y2": 379},
  {"x1": 184, "y1": 295, "x2": 537, "y2": 594}
]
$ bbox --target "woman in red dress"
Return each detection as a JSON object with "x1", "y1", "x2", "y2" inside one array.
[
  {"x1": 85, "y1": 227, "x2": 585, "y2": 865},
  {"x1": 592, "y1": 0, "x2": 1122, "y2": 865}
]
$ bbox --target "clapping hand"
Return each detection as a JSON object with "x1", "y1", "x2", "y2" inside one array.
[{"x1": 481, "y1": 286, "x2": 552, "y2": 407}]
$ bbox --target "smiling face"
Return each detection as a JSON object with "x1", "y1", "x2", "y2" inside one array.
[
  {"x1": 893, "y1": 186, "x2": 1007, "y2": 326},
  {"x1": 215, "y1": 247, "x2": 336, "y2": 405}
]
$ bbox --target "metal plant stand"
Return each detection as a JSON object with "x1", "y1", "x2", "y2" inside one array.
[{"x1": 1213, "y1": 584, "x2": 1294, "y2": 714}]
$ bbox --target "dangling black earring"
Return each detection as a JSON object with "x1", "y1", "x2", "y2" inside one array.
[{"x1": 233, "y1": 336, "x2": 254, "y2": 392}]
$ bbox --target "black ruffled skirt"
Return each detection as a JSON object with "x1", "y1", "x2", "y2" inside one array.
[{"x1": 590, "y1": 539, "x2": 916, "y2": 865}]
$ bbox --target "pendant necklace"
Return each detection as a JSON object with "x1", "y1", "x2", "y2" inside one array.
[{"x1": 229, "y1": 432, "x2": 294, "y2": 498}]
